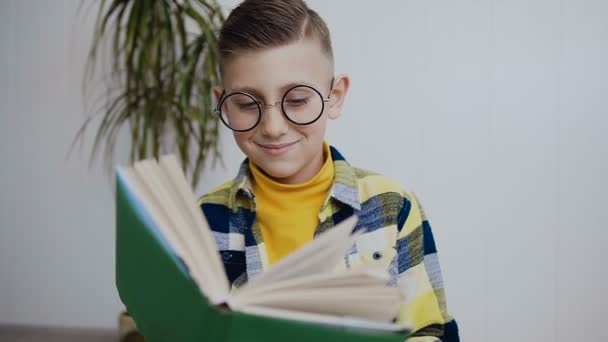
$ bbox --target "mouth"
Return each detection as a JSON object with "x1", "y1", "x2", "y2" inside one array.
[{"x1": 255, "y1": 139, "x2": 300, "y2": 155}]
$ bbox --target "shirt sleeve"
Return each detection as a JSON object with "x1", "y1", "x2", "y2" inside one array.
[{"x1": 395, "y1": 192, "x2": 460, "y2": 342}]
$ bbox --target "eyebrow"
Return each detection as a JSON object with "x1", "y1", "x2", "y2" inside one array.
[{"x1": 227, "y1": 80, "x2": 319, "y2": 97}]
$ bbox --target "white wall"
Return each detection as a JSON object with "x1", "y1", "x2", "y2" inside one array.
[{"x1": 1, "y1": 0, "x2": 607, "y2": 340}]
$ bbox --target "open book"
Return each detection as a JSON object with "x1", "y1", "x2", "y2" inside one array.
[{"x1": 116, "y1": 155, "x2": 411, "y2": 340}]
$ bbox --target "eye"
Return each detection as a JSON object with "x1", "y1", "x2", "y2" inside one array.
[
  {"x1": 285, "y1": 97, "x2": 310, "y2": 106},
  {"x1": 237, "y1": 101, "x2": 258, "y2": 110}
]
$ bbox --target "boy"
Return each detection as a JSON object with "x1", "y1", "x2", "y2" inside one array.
[
  {"x1": 121, "y1": 0, "x2": 459, "y2": 341},
  {"x1": 198, "y1": 0, "x2": 460, "y2": 341}
]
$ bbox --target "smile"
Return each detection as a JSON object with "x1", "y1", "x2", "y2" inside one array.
[{"x1": 256, "y1": 140, "x2": 300, "y2": 156}]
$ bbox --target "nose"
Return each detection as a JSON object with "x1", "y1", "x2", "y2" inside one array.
[{"x1": 259, "y1": 104, "x2": 288, "y2": 138}]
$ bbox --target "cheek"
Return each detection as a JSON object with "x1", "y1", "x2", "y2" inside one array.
[
  {"x1": 297, "y1": 119, "x2": 328, "y2": 138},
  {"x1": 232, "y1": 131, "x2": 254, "y2": 148}
]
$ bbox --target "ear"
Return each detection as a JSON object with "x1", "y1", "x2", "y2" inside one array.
[
  {"x1": 213, "y1": 86, "x2": 224, "y2": 103},
  {"x1": 327, "y1": 74, "x2": 350, "y2": 120}
]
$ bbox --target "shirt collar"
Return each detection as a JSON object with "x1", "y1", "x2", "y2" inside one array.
[
  {"x1": 228, "y1": 159, "x2": 253, "y2": 211},
  {"x1": 227, "y1": 145, "x2": 361, "y2": 211},
  {"x1": 326, "y1": 146, "x2": 361, "y2": 210}
]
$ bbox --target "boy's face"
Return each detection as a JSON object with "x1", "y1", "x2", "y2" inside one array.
[{"x1": 216, "y1": 38, "x2": 349, "y2": 184}]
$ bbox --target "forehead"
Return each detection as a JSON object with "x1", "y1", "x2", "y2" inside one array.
[{"x1": 221, "y1": 38, "x2": 333, "y2": 93}]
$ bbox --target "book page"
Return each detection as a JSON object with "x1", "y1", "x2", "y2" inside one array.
[
  {"x1": 120, "y1": 158, "x2": 228, "y2": 304},
  {"x1": 238, "y1": 306, "x2": 410, "y2": 333},
  {"x1": 229, "y1": 263, "x2": 388, "y2": 306},
  {"x1": 158, "y1": 155, "x2": 230, "y2": 299},
  {"x1": 133, "y1": 161, "x2": 218, "y2": 297},
  {"x1": 236, "y1": 287, "x2": 399, "y2": 322},
  {"x1": 118, "y1": 168, "x2": 189, "y2": 265},
  {"x1": 240, "y1": 216, "x2": 360, "y2": 290}
]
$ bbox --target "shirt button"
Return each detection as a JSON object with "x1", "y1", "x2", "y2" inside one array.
[
  {"x1": 372, "y1": 251, "x2": 383, "y2": 260},
  {"x1": 221, "y1": 252, "x2": 232, "y2": 260}
]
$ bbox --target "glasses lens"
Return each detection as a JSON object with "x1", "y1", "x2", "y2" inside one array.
[
  {"x1": 282, "y1": 86, "x2": 324, "y2": 125},
  {"x1": 220, "y1": 93, "x2": 261, "y2": 131}
]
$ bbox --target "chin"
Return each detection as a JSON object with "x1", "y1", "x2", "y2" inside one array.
[
  {"x1": 253, "y1": 159, "x2": 295, "y2": 177},
  {"x1": 260, "y1": 166, "x2": 295, "y2": 180}
]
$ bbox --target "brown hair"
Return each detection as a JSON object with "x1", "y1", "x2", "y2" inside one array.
[{"x1": 218, "y1": 0, "x2": 333, "y2": 71}]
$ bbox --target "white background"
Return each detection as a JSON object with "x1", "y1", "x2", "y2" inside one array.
[{"x1": 1, "y1": 0, "x2": 607, "y2": 341}]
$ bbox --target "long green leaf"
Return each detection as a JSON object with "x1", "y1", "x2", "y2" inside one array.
[{"x1": 77, "y1": 0, "x2": 225, "y2": 186}]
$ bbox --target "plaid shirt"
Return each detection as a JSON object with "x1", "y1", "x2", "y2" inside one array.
[{"x1": 198, "y1": 146, "x2": 459, "y2": 341}]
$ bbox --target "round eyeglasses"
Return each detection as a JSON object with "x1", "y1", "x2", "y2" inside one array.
[{"x1": 215, "y1": 79, "x2": 334, "y2": 132}]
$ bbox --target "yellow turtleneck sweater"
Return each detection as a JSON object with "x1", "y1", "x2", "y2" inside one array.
[{"x1": 250, "y1": 142, "x2": 334, "y2": 265}]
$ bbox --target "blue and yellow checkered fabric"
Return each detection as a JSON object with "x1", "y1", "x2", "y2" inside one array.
[{"x1": 198, "y1": 146, "x2": 459, "y2": 341}]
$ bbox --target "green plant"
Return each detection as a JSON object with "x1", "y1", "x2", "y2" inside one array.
[{"x1": 76, "y1": 0, "x2": 225, "y2": 187}]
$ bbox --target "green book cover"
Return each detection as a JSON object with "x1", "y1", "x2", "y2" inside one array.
[{"x1": 115, "y1": 166, "x2": 412, "y2": 342}]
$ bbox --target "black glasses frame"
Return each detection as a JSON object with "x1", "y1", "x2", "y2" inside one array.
[{"x1": 215, "y1": 78, "x2": 335, "y2": 132}]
